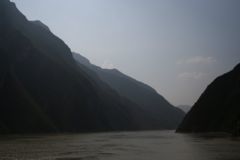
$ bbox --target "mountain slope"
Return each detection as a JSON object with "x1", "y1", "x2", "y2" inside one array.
[
  {"x1": 177, "y1": 64, "x2": 240, "y2": 133},
  {"x1": 0, "y1": 0, "x2": 144, "y2": 133},
  {"x1": 0, "y1": 0, "x2": 184, "y2": 133},
  {"x1": 73, "y1": 53, "x2": 185, "y2": 129}
]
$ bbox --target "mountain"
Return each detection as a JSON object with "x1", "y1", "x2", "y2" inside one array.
[
  {"x1": 0, "y1": 0, "x2": 141, "y2": 133},
  {"x1": 177, "y1": 64, "x2": 240, "y2": 133},
  {"x1": 73, "y1": 53, "x2": 185, "y2": 129},
  {"x1": 0, "y1": 0, "x2": 184, "y2": 133},
  {"x1": 177, "y1": 105, "x2": 192, "y2": 113}
]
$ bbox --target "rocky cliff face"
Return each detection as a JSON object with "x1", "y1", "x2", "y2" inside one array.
[{"x1": 177, "y1": 64, "x2": 240, "y2": 133}]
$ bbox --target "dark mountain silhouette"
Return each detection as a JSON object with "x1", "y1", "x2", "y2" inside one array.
[
  {"x1": 177, "y1": 64, "x2": 240, "y2": 133},
  {"x1": 73, "y1": 53, "x2": 185, "y2": 129},
  {"x1": 31, "y1": 20, "x2": 50, "y2": 31},
  {"x1": 0, "y1": 0, "x2": 184, "y2": 133}
]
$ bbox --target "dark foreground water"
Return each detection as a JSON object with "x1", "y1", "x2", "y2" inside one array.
[{"x1": 0, "y1": 130, "x2": 240, "y2": 160}]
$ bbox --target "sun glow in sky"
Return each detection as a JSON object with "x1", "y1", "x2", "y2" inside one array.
[{"x1": 11, "y1": 0, "x2": 240, "y2": 106}]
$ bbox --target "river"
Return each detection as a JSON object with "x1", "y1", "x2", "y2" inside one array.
[{"x1": 0, "y1": 130, "x2": 239, "y2": 160}]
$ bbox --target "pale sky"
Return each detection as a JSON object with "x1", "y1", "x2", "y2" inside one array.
[{"x1": 11, "y1": 0, "x2": 240, "y2": 106}]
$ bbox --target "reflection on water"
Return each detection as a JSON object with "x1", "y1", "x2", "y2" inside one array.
[{"x1": 0, "y1": 130, "x2": 239, "y2": 160}]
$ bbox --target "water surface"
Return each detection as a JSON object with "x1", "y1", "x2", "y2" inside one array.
[{"x1": 0, "y1": 130, "x2": 239, "y2": 160}]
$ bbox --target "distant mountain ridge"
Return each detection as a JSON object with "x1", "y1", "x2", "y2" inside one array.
[
  {"x1": 73, "y1": 52, "x2": 185, "y2": 129},
  {"x1": 177, "y1": 63, "x2": 240, "y2": 133}
]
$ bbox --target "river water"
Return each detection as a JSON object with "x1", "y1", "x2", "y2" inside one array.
[{"x1": 0, "y1": 130, "x2": 239, "y2": 160}]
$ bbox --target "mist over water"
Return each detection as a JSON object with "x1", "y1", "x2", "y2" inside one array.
[{"x1": 0, "y1": 131, "x2": 239, "y2": 160}]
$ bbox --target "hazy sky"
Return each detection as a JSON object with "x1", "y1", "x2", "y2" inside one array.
[{"x1": 11, "y1": 0, "x2": 240, "y2": 106}]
